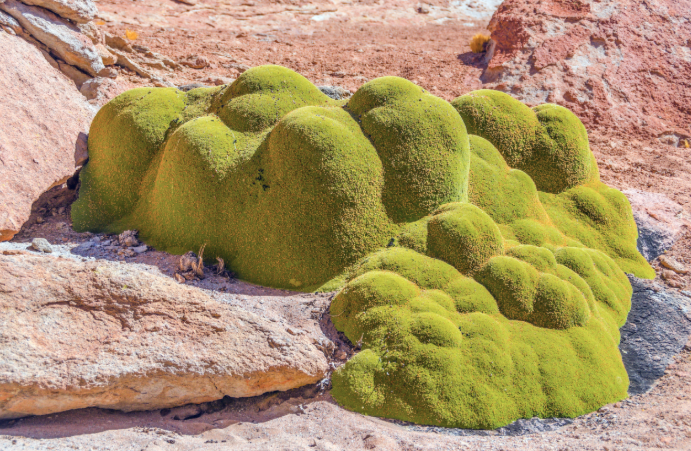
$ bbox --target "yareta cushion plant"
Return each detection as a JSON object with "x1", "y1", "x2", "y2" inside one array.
[{"x1": 73, "y1": 65, "x2": 654, "y2": 429}]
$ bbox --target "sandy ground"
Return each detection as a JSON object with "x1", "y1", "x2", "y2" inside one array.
[{"x1": 2, "y1": 0, "x2": 691, "y2": 448}]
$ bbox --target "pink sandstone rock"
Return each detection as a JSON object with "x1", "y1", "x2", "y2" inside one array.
[{"x1": 0, "y1": 32, "x2": 94, "y2": 241}]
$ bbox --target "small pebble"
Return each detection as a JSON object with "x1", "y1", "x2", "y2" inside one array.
[{"x1": 28, "y1": 238, "x2": 52, "y2": 253}]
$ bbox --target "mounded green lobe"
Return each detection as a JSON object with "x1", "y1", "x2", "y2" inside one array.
[
  {"x1": 427, "y1": 203, "x2": 503, "y2": 275},
  {"x1": 331, "y1": 247, "x2": 628, "y2": 429},
  {"x1": 349, "y1": 77, "x2": 470, "y2": 223},
  {"x1": 72, "y1": 66, "x2": 651, "y2": 428},
  {"x1": 73, "y1": 87, "x2": 187, "y2": 231},
  {"x1": 73, "y1": 66, "x2": 473, "y2": 289},
  {"x1": 330, "y1": 109, "x2": 649, "y2": 427},
  {"x1": 452, "y1": 90, "x2": 597, "y2": 193}
]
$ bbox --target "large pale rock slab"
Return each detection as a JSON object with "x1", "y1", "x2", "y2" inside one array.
[
  {"x1": 0, "y1": 251, "x2": 329, "y2": 420},
  {"x1": 20, "y1": 0, "x2": 96, "y2": 24},
  {"x1": 0, "y1": 33, "x2": 94, "y2": 241},
  {"x1": 0, "y1": 0, "x2": 105, "y2": 76}
]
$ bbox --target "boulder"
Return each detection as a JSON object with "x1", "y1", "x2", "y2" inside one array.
[
  {"x1": 482, "y1": 0, "x2": 691, "y2": 140},
  {"x1": 624, "y1": 189, "x2": 690, "y2": 262},
  {"x1": 0, "y1": 32, "x2": 94, "y2": 241},
  {"x1": 20, "y1": 0, "x2": 97, "y2": 24},
  {"x1": 620, "y1": 276, "x2": 691, "y2": 394},
  {"x1": 0, "y1": 0, "x2": 106, "y2": 76},
  {"x1": 0, "y1": 251, "x2": 329, "y2": 420}
]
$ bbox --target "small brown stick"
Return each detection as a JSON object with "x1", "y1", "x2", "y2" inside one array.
[{"x1": 195, "y1": 244, "x2": 206, "y2": 278}]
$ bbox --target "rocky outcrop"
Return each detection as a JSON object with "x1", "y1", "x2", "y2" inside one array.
[
  {"x1": 624, "y1": 189, "x2": 690, "y2": 261},
  {"x1": 20, "y1": 0, "x2": 96, "y2": 24},
  {"x1": 0, "y1": 0, "x2": 105, "y2": 76},
  {"x1": 0, "y1": 32, "x2": 94, "y2": 241},
  {"x1": 620, "y1": 276, "x2": 691, "y2": 394},
  {"x1": 482, "y1": 0, "x2": 691, "y2": 142},
  {"x1": 0, "y1": 9, "x2": 21, "y2": 33},
  {"x1": 0, "y1": 251, "x2": 329, "y2": 419}
]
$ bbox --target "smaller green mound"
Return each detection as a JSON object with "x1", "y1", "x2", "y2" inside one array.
[
  {"x1": 465, "y1": 134, "x2": 653, "y2": 279},
  {"x1": 427, "y1": 203, "x2": 503, "y2": 275},
  {"x1": 541, "y1": 184, "x2": 655, "y2": 279},
  {"x1": 475, "y1": 250, "x2": 591, "y2": 330},
  {"x1": 331, "y1": 246, "x2": 629, "y2": 429},
  {"x1": 452, "y1": 90, "x2": 597, "y2": 193}
]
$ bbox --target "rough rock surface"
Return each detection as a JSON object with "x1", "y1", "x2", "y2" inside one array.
[
  {"x1": 20, "y1": 0, "x2": 97, "y2": 24},
  {"x1": 0, "y1": 0, "x2": 106, "y2": 76},
  {"x1": 620, "y1": 276, "x2": 691, "y2": 394},
  {"x1": 0, "y1": 33, "x2": 93, "y2": 241},
  {"x1": 0, "y1": 251, "x2": 328, "y2": 420},
  {"x1": 624, "y1": 189, "x2": 690, "y2": 261},
  {"x1": 483, "y1": 0, "x2": 691, "y2": 141},
  {"x1": 0, "y1": 9, "x2": 21, "y2": 33}
]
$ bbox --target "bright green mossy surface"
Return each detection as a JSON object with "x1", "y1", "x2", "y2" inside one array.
[
  {"x1": 74, "y1": 66, "x2": 652, "y2": 428},
  {"x1": 452, "y1": 90, "x2": 598, "y2": 194},
  {"x1": 73, "y1": 66, "x2": 469, "y2": 289}
]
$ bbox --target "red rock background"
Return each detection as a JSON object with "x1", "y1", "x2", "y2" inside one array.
[{"x1": 484, "y1": 0, "x2": 691, "y2": 142}]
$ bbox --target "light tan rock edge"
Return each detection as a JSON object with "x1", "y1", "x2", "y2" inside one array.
[
  {"x1": 20, "y1": 0, "x2": 96, "y2": 24},
  {"x1": 0, "y1": 33, "x2": 94, "y2": 241},
  {"x1": 0, "y1": 0, "x2": 105, "y2": 76},
  {"x1": 0, "y1": 252, "x2": 329, "y2": 420}
]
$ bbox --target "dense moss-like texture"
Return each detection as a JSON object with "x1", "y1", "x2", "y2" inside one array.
[
  {"x1": 74, "y1": 65, "x2": 653, "y2": 428},
  {"x1": 73, "y1": 66, "x2": 468, "y2": 289}
]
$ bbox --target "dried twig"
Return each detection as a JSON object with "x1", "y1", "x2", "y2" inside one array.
[{"x1": 195, "y1": 244, "x2": 206, "y2": 278}]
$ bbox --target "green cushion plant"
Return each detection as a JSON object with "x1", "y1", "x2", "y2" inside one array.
[{"x1": 73, "y1": 65, "x2": 653, "y2": 429}]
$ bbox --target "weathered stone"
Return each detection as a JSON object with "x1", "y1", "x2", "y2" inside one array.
[
  {"x1": 20, "y1": 0, "x2": 96, "y2": 24},
  {"x1": 0, "y1": 9, "x2": 21, "y2": 34},
  {"x1": 39, "y1": 48, "x2": 59, "y2": 69},
  {"x1": 118, "y1": 229, "x2": 139, "y2": 247},
  {"x1": 95, "y1": 43, "x2": 115, "y2": 65},
  {"x1": 78, "y1": 20, "x2": 103, "y2": 45},
  {"x1": 0, "y1": 33, "x2": 94, "y2": 241},
  {"x1": 57, "y1": 59, "x2": 90, "y2": 88},
  {"x1": 78, "y1": 75, "x2": 124, "y2": 106},
  {"x1": 318, "y1": 86, "x2": 351, "y2": 100},
  {"x1": 0, "y1": 0, "x2": 106, "y2": 76},
  {"x1": 659, "y1": 256, "x2": 688, "y2": 275},
  {"x1": 620, "y1": 276, "x2": 691, "y2": 394},
  {"x1": 104, "y1": 31, "x2": 133, "y2": 52},
  {"x1": 109, "y1": 46, "x2": 152, "y2": 78},
  {"x1": 483, "y1": 0, "x2": 691, "y2": 139},
  {"x1": 27, "y1": 238, "x2": 52, "y2": 253},
  {"x1": 0, "y1": 252, "x2": 328, "y2": 419},
  {"x1": 624, "y1": 190, "x2": 690, "y2": 262}
]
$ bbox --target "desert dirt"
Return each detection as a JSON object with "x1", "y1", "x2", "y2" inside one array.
[{"x1": 1, "y1": 0, "x2": 691, "y2": 449}]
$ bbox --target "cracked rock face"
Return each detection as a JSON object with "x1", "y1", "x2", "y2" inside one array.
[
  {"x1": 0, "y1": 32, "x2": 93, "y2": 242},
  {"x1": 0, "y1": 251, "x2": 328, "y2": 419},
  {"x1": 482, "y1": 0, "x2": 691, "y2": 141},
  {"x1": 0, "y1": 0, "x2": 105, "y2": 76}
]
